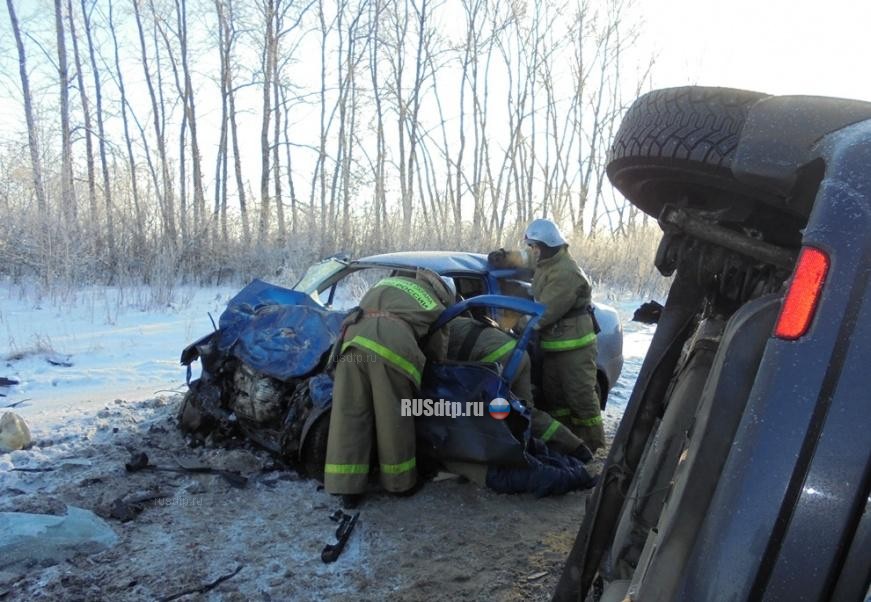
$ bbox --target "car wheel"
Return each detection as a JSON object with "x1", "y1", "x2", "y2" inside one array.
[
  {"x1": 608, "y1": 86, "x2": 773, "y2": 217},
  {"x1": 300, "y1": 410, "x2": 330, "y2": 482}
]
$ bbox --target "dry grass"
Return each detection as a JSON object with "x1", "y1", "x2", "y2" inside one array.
[
  {"x1": 0, "y1": 192, "x2": 669, "y2": 306},
  {"x1": 571, "y1": 227, "x2": 671, "y2": 298}
]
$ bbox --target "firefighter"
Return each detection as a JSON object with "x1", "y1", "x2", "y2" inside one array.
[
  {"x1": 524, "y1": 218, "x2": 605, "y2": 451},
  {"x1": 324, "y1": 269, "x2": 452, "y2": 506},
  {"x1": 446, "y1": 316, "x2": 591, "y2": 459}
]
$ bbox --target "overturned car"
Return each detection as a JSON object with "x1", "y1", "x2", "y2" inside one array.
[{"x1": 178, "y1": 252, "x2": 623, "y2": 495}]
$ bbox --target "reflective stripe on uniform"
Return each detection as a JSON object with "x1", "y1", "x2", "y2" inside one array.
[
  {"x1": 571, "y1": 414, "x2": 603, "y2": 427},
  {"x1": 380, "y1": 457, "x2": 416, "y2": 474},
  {"x1": 540, "y1": 419, "x2": 562, "y2": 443},
  {"x1": 324, "y1": 463, "x2": 370, "y2": 474},
  {"x1": 480, "y1": 340, "x2": 516, "y2": 363},
  {"x1": 540, "y1": 332, "x2": 597, "y2": 351},
  {"x1": 374, "y1": 277, "x2": 437, "y2": 310},
  {"x1": 342, "y1": 335, "x2": 422, "y2": 386}
]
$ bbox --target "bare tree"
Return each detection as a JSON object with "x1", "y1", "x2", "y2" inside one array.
[
  {"x1": 133, "y1": 0, "x2": 177, "y2": 243},
  {"x1": 257, "y1": 0, "x2": 276, "y2": 240},
  {"x1": 214, "y1": 0, "x2": 230, "y2": 241},
  {"x1": 81, "y1": 0, "x2": 117, "y2": 263},
  {"x1": 6, "y1": 0, "x2": 47, "y2": 214},
  {"x1": 311, "y1": 0, "x2": 335, "y2": 251},
  {"x1": 153, "y1": 0, "x2": 206, "y2": 243},
  {"x1": 55, "y1": 0, "x2": 77, "y2": 226},
  {"x1": 280, "y1": 81, "x2": 299, "y2": 236},
  {"x1": 270, "y1": 1, "x2": 286, "y2": 244},
  {"x1": 67, "y1": 0, "x2": 100, "y2": 250},
  {"x1": 367, "y1": 0, "x2": 387, "y2": 248},
  {"x1": 176, "y1": 0, "x2": 206, "y2": 234},
  {"x1": 108, "y1": 0, "x2": 143, "y2": 250},
  {"x1": 0, "y1": 0, "x2": 652, "y2": 285},
  {"x1": 216, "y1": 0, "x2": 250, "y2": 242}
]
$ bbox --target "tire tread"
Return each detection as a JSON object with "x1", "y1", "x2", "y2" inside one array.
[{"x1": 609, "y1": 87, "x2": 766, "y2": 171}]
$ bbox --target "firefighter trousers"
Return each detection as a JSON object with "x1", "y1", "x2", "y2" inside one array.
[
  {"x1": 324, "y1": 353, "x2": 418, "y2": 494},
  {"x1": 541, "y1": 341, "x2": 606, "y2": 452}
]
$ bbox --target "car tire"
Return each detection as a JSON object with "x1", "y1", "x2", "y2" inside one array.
[
  {"x1": 300, "y1": 410, "x2": 330, "y2": 482},
  {"x1": 607, "y1": 86, "x2": 771, "y2": 219}
]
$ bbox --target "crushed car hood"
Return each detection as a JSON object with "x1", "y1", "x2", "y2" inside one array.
[{"x1": 217, "y1": 279, "x2": 347, "y2": 381}]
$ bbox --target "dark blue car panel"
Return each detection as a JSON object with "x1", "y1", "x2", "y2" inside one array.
[
  {"x1": 356, "y1": 251, "x2": 490, "y2": 274},
  {"x1": 677, "y1": 119, "x2": 871, "y2": 602},
  {"x1": 417, "y1": 362, "x2": 531, "y2": 466}
]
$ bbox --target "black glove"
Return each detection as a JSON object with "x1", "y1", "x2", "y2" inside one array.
[
  {"x1": 487, "y1": 248, "x2": 509, "y2": 267},
  {"x1": 487, "y1": 248, "x2": 528, "y2": 269}
]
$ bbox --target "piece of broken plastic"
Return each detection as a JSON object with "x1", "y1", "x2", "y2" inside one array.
[{"x1": 0, "y1": 505, "x2": 119, "y2": 568}]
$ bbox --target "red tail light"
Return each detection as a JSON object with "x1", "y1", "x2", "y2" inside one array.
[{"x1": 774, "y1": 246, "x2": 829, "y2": 340}]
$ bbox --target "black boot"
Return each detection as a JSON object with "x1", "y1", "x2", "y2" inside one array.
[
  {"x1": 341, "y1": 494, "x2": 364, "y2": 509},
  {"x1": 569, "y1": 443, "x2": 594, "y2": 464},
  {"x1": 392, "y1": 478, "x2": 425, "y2": 498}
]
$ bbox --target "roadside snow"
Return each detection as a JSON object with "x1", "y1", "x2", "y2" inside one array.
[
  {"x1": 0, "y1": 284, "x2": 237, "y2": 424},
  {"x1": 597, "y1": 296, "x2": 656, "y2": 431}
]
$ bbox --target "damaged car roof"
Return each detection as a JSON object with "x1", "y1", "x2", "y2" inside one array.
[{"x1": 355, "y1": 251, "x2": 490, "y2": 274}]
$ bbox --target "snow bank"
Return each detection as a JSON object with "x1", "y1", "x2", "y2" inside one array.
[{"x1": 0, "y1": 283, "x2": 238, "y2": 426}]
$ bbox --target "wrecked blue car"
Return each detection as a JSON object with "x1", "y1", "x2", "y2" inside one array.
[
  {"x1": 292, "y1": 251, "x2": 623, "y2": 401},
  {"x1": 179, "y1": 252, "x2": 623, "y2": 495}
]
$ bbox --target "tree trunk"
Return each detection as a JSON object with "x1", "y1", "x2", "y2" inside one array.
[
  {"x1": 271, "y1": 3, "x2": 285, "y2": 244},
  {"x1": 6, "y1": 0, "x2": 47, "y2": 215},
  {"x1": 214, "y1": 0, "x2": 230, "y2": 242},
  {"x1": 55, "y1": 0, "x2": 76, "y2": 228},
  {"x1": 221, "y1": 0, "x2": 249, "y2": 242},
  {"x1": 66, "y1": 0, "x2": 98, "y2": 248},
  {"x1": 280, "y1": 83, "x2": 298, "y2": 236},
  {"x1": 391, "y1": 0, "x2": 410, "y2": 241},
  {"x1": 176, "y1": 0, "x2": 206, "y2": 237},
  {"x1": 258, "y1": 0, "x2": 275, "y2": 241},
  {"x1": 108, "y1": 0, "x2": 143, "y2": 253},
  {"x1": 133, "y1": 0, "x2": 177, "y2": 244},
  {"x1": 369, "y1": 0, "x2": 386, "y2": 249},
  {"x1": 82, "y1": 0, "x2": 116, "y2": 268}
]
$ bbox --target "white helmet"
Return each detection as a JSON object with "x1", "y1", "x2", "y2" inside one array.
[{"x1": 524, "y1": 218, "x2": 567, "y2": 247}]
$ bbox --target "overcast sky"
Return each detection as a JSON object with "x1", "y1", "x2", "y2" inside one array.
[{"x1": 640, "y1": 0, "x2": 871, "y2": 102}]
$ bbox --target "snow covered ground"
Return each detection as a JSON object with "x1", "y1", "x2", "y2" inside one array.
[
  {"x1": 1, "y1": 284, "x2": 238, "y2": 423},
  {"x1": 0, "y1": 281, "x2": 656, "y2": 600},
  {"x1": 602, "y1": 298, "x2": 658, "y2": 428}
]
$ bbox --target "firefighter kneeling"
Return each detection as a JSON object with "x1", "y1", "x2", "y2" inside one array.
[
  {"x1": 445, "y1": 316, "x2": 592, "y2": 462},
  {"x1": 324, "y1": 269, "x2": 452, "y2": 507}
]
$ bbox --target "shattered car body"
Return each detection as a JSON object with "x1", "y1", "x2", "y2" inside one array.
[
  {"x1": 555, "y1": 87, "x2": 871, "y2": 601},
  {"x1": 293, "y1": 251, "x2": 623, "y2": 403},
  {"x1": 179, "y1": 251, "x2": 622, "y2": 494}
]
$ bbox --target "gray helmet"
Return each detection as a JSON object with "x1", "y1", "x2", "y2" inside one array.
[
  {"x1": 524, "y1": 218, "x2": 568, "y2": 247},
  {"x1": 440, "y1": 276, "x2": 457, "y2": 302},
  {"x1": 416, "y1": 268, "x2": 454, "y2": 306}
]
